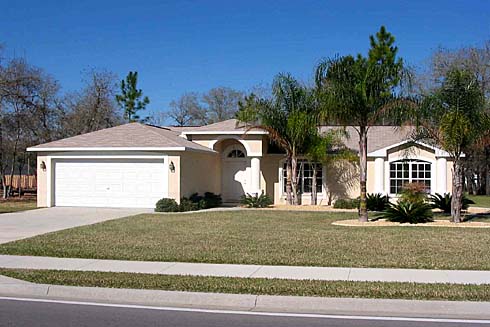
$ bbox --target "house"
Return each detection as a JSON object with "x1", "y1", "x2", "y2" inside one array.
[{"x1": 27, "y1": 119, "x2": 454, "y2": 208}]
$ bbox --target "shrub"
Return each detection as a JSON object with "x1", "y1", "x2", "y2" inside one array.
[
  {"x1": 333, "y1": 198, "x2": 360, "y2": 209},
  {"x1": 203, "y1": 192, "x2": 223, "y2": 208},
  {"x1": 155, "y1": 198, "x2": 179, "y2": 212},
  {"x1": 366, "y1": 193, "x2": 390, "y2": 211},
  {"x1": 179, "y1": 197, "x2": 199, "y2": 212},
  {"x1": 400, "y1": 182, "x2": 428, "y2": 204},
  {"x1": 189, "y1": 192, "x2": 222, "y2": 209},
  {"x1": 429, "y1": 193, "x2": 475, "y2": 213},
  {"x1": 378, "y1": 201, "x2": 434, "y2": 224},
  {"x1": 240, "y1": 192, "x2": 273, "y2": 208}
]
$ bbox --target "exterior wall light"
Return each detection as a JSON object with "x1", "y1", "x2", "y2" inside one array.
[
  {"x1": 40, "y1": 161, "x2": 46, "y2": 171},
  {"x1": 169, "y1": 161, "x2": 175, "y2": 173}
]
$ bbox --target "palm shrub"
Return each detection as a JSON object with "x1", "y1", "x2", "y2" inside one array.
[
  {"x1": 429, "y1": 193, "x2": 475, "y2": 213},
  {"x1": 379, "y1": 201, "x2": 434, "y2": 224},
  {"x1": 241, "y1": 192, "x2": 273, "y2": 208},
  {"x1": 366, "y1": 193, "x2": 390, "y2": 211}
]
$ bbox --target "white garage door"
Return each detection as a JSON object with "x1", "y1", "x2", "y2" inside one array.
[{"x1": 54, "y1": 159, "x2": 168, "y2": 208}]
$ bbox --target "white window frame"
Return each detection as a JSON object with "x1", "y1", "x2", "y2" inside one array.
[
  {"x1": 387, "y1": 159, "x2": 434, "y2": 196},
  {"x1": 278, "y1": 159, "x2": 326, "y2": 196}
]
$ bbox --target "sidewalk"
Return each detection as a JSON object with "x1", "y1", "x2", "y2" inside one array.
[{"x1": 1, "y1": 255, "x2": 490, "y2": 284}]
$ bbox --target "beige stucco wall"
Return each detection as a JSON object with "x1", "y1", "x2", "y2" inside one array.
[
  {"x1": 366, "y1": 159, "x2": 375, "y2": 194},
  {"x1": 179, "y1": 151, "x2": 220, "y2": 198},
  {"x1": 446, "y1": 160, "x2": 454, "y2": 193},
  {"x1": 167, "y1": 155, "x2": 181, "y2": 202},
  {"x1": 36, "y1": 155, "x2": 48, "y2": 207},
  {"x1": 261, "y1": 155, "x2": 281, "y2": 202},
  {"x1": 387, "y1": 145, "x2": 436, "y2": 162},
  {"x1": 186, "y1": 134, "x2": 264, "y2": 156}
]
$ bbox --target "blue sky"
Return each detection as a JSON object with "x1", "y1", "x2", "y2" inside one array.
[{"x1": 2, "y1": 0, "x2": 489, "y2": 121}]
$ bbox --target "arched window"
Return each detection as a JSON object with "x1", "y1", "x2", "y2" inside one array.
[
  {"x1": 227, "y1": 149, "x2": 245, "y2": 158},
  {"x1": 389, "y1": 159, "x2": 431, "y2": 194}
]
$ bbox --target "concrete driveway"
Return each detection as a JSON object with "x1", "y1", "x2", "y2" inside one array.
[{"x1": 0, "y1": 207, "x2": 152, "y2": 244}]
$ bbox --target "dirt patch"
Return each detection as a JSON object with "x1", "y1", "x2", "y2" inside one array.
[{"x1": 332, "y1": 219, "x2": 490, "y2": 228}]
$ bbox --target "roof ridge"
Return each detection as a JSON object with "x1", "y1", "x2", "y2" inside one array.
[{"x1": 139, "y1": 123, "x2": 179, "y2": 142}]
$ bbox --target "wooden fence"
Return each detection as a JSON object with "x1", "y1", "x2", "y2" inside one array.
[{"x1": 3, "y1": 175, "x2": 37, "y2": 190}]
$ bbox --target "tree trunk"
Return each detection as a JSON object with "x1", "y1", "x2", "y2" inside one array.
[
  {"x1": 451, "y1": 159, "x2": 464, "y2": 223},
  {"x1": 285, "y1": 158, "x2": 293, "y2": 205},
  {"x1": 465, "y1": 170, "x2": 474, "y2": 195},
  {"x1": 291, "y1": 156, "x2": 299, "y2": 205},
  {"x1": 311, "y1": 163, "x2": 317, "y2": 206},
  {"x1": 358, "y1": 127, "x2": 368, "y2": 222},
  {"x1": 486, "y1": 164, "x2": 490, "y2": 195}
]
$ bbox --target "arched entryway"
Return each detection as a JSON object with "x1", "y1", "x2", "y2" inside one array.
[{"x1": 221, "y1": 144, "x2": 247, "y2": 202}]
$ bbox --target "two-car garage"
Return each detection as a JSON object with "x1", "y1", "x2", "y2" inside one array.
[
  {"x1": 27, "y1": 122, "x2": 217, "y2": 209},
  {"x1": 53, "y1": 159, "x2": 168, "y2": 208}
]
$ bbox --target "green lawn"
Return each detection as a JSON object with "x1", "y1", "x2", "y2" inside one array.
[
  {"x1": 0, "y1": 199, "x2": 37, "y2": 214},
  {"x1": 1, "y1": 269, "x2": 489, "y2": 302},
  {"x1": 468, "y1": 195, "x2": 490, "y2": 208},
  {"x1": 1, "y1": 211, "x2": 489, "y2": 270}
]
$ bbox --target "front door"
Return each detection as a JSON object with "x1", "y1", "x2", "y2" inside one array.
[{"x1": 221, "y1": 150, "x2": 247, "y2": 202}]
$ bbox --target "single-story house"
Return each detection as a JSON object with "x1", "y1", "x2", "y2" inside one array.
[{"x1": 28, "y1": 119, "x2": 454, "y2": 208}]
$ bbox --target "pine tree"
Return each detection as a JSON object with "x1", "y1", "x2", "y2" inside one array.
[{"x1": 116, "y1": 71, "x2": 150, "y2": 122}]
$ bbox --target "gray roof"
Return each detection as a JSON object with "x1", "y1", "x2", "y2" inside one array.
[
  {"x1": 29, "y1": 119, "x2": 415, "y2": 155},
  {"x1": 28, "y1": 123, "x2": 215, "y2": 153},
  {"x1": 168, "y1": 119, "x2": 263, "y2": 133},
  {"x1": 321, "y1": 126, "x2": 414, "y2": 153},
  {"x1": 167, "y1": 120, "x2": 413, "y2": 153}
]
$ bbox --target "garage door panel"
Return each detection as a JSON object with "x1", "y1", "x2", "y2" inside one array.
[{"x1": 54, "y1": 159, "x2": 168, "y2": 208}]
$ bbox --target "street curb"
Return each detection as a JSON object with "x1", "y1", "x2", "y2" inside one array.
[{"x1": 2, "y1": 281, "x2": 490, "y2": 319}]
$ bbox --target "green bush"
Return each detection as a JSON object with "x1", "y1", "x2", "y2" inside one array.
[
  {"x1": 189, "y1": 192, "x2": 223, "y2": 209},
  {"x1": 240, "y1": 192, "x2": 273, "y2": 208},
  {"x1": 429, "y1": 193, "x2": 475, "y2": 213},
  {"x1": 156, "y1": 192, "x2": 222, "y2": 213},
  {"x1": 203, "y1": 192, "x2": 223, "y2": 208},
  {"x1": 366, "y1": 193, "x2": 390, "y2": 211},
  {"x1": 155, "y1": 198, "x2": 180, "y2": 212},
  {"x1": 378, "y1": 201, "x2": 434, "y2": 224},
  {"x1": 333, "y1": 198, "x2": 360, "y2": 209},
  {"x1": 179, "y1": 198, "x2": 199, "y2": 212}
]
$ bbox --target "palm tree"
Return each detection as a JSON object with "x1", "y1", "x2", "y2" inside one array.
[
  {"x1": 414, "y1": 69, "x2": 489, "y2": 222},
  {"x1": 305, "y1": 129, "x2": 356, "y2": 205},
  {"x1": 237, "y1": 73, "x2": 316, "y2": 205},
  {"x1": 315, "y1": 26, "x2": 407, "y2": 222}
]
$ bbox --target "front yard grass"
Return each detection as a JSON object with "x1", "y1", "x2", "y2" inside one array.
[
  {"x1": 0, "y1": 211, "x2": 489, "y2": 270},
  {"x1": 468, "y1": 195, "x2": 490, "y2": 208},
  {"x1": 1, "y1": 268, "x2": 489, "y2": 302},
  {"x1": 0, "y1": 199, "x2": 37, "y2": 214}
]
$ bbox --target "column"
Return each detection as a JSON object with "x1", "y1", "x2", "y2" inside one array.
[
  {"x1": 250, "y1": 157, "x2": 261, "y2": 195},
  {"x1": 437, "y1": 157, "x2": 447, "y2": 194},
  {"x1": 374, "y1": 157, "x2": 384, "y2": 193}
]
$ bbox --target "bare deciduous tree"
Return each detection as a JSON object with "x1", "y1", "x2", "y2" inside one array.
[
  {"x1": 168, "y1": 92, "x2": 206, "y2": 126},
  {"x1": 62, "y1": 69, "x2": 123, "y2": 136},
  {"x1": 202, "y1": 87, "x2": 244, "y2": 123}
]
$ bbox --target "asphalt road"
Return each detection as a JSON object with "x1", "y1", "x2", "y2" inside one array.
[{"x1": 0, "y1": 298, "x2": 489, "y2": 327}]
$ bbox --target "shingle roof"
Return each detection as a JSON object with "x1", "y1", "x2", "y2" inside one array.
[
  {"x1": 28, "y1": 123, "x2": 215, "y2": 153},
  {"x1": 321, "y1": 126, "x2": 414, "y2": 153},
  {"x1": 167, "y1": 120, "x2": 413, "y2": 153},
  {"x1": 171, "y1": 119, "x2": 265, "y2": 133}
]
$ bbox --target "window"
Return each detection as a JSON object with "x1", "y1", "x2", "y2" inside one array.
[
  {"x1": 227, "y1": 149, "x2": 245, "y2": 158},
  {"x1": 282, "y1": 160, "x2": 323, "y2": 194},
  {"x1": 389, "y1": 160, "x2": 431, "y2": 194}
]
